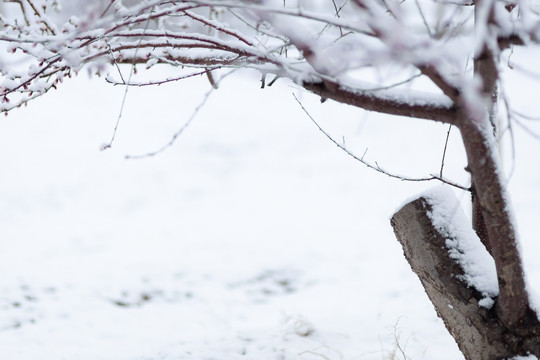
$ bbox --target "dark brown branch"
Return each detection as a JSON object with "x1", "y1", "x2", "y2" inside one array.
[
  {"x1": 498, "y1": 33, "x2": 525, "y2": 49},
  {"x1": 418, "y1": 64, "x2": 461, "y2": 100},
  {"x1": 302, "y1": 80, "x2": 457, "y2": 125},
  {"x1": 182, "y1": 10, "x2": 254, "y2": 46}
]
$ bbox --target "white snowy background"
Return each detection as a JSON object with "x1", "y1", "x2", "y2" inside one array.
[{"x1": 0, "y1": 60, "x2": 539, "y2": 359}]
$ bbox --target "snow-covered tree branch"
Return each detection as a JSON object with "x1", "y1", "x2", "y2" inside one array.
[{"x1": 2, "y1": 0, "x2": 540, "y2": 358}]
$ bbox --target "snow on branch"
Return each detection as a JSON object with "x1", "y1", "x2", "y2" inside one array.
[{"x1": 0, "y1": 0, "x2": 538, "y2": 119}]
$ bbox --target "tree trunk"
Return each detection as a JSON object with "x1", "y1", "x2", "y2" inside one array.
[
  {"x1": 457, "y1": 116, "x2": 531, "y2": 331},
  {"x1": 471, "y1": 183, "x2": 491, "y2": 255},
  {"x1": 391, "y1": 196, "x2": 540, "y2": 360}
]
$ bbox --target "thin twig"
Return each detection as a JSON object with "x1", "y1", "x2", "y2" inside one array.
[
  {"x1": 101, "y1": 6, "x2": 155, "y2": 151},
  {"x1": 105, "y1": 67, "x2": 221, "y2": 87},
  {"x1": 392, "y1": 319, "x2": 408, "y2": 360},
  {"x1": 25, "y1": 0, "x2": 55, "y2": 34},
  {"x1": 510, "y1": 115, "x2": 540, "y2": 139},
  {"x1": 226, "y1": 9, "x2": 287, "y2": 41},
  {"x1": 363, "y1": 73, "x2": 422, "y2": 92},
  {"x1": 331, "y1": 0, "x2": 344, "y2": 36},
  {"x1": 440, "y1": 124, "x2": 452, "y2": 178},
  {"x1": 10, "y1": 0, "x2": 30, "y2": 26},
  {"x1": 316, "y1": 0, "x2": 348, "y2": 39},
  {"x1": 292, "y1": 93, "x2": 469, "y2": 191},
  {"x1": 298, "y1": 346, "x2": 343, "y2": 360},
  {"x1": 125, "y1": 86, "x2": 215, "y2": 160},
  {"x1": 183, "y1": 9, "x2": 254, "y2": 46},
  {"x1": 107, "y1": 43, "x2": 126, "y2": 84},
  {"x1": 499, "y1": 85, "x2": 517, "y2": 183},
  {"x1": 512, "y1": 110, "x2": 540, "y2": 121},
  {"x1": 125, "y1": 69, "x2": 236, "y2": 159},
  {"x1": 415, "y1": 0, "x2": 433, "y2": 38},
  {"x1": 100, "y1": 0, "x2": 117, "y2": 18}
]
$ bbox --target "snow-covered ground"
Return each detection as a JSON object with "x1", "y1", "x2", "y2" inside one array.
[{"x1": 0, "y1": 67, "x2": 539, "y2": 360}]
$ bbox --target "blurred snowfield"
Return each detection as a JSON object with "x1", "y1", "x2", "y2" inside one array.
[{"x1": 0, "y1": 63, "x2": 539, "y2": 360}]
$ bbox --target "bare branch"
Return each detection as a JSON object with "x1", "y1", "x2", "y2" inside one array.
[
  {"x1": 293, "y1": 93, "x2": 468, "y2": 191},
  {"x1": 99, "y1": 0, "x2": 117, "y2": 18},
  {"x1": 101, "y1": 5, "x2": 155, "y2": 151},
  {"x1": 417, "y1": 64, "x2": 462, "y2": 101},
  {"x1": 439, "y1": 124, "x2": 453, "y2": 178},
  {"x1": 498, "y1": 84, "x2": 517, "y2": 184},
  {"x1": 302, "y1": 79, "x2": 457, "y2": 125},
  {"x1": 183, "y1": 10, "x2": 254, "y2": 46},
  {"x1": 512, "y1": 110, "x2": 540, "y2": 122},
  {"x1": 125, "y1": 82, "x2": 216, "y2": 160},
  {"x1": 226, "y1": 9, "x2": 288, "y2": 41},
  {"x1": 415, "y1": 0, "x2": 434, "y2": 38},
  {"x1": 105, "y1": 68, "x2": 221, "y2": 87}
]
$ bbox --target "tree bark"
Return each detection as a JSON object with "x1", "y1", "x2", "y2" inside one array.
[
  {"x1": 471, "y1": 183, "x2": 491, "y2": 255},
  {"x1": 458, "y1": 116, "x2": 531, "y2": 331},
  {"x1": 391, "y1": 196, "x2": 540, "y2": 360}
]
